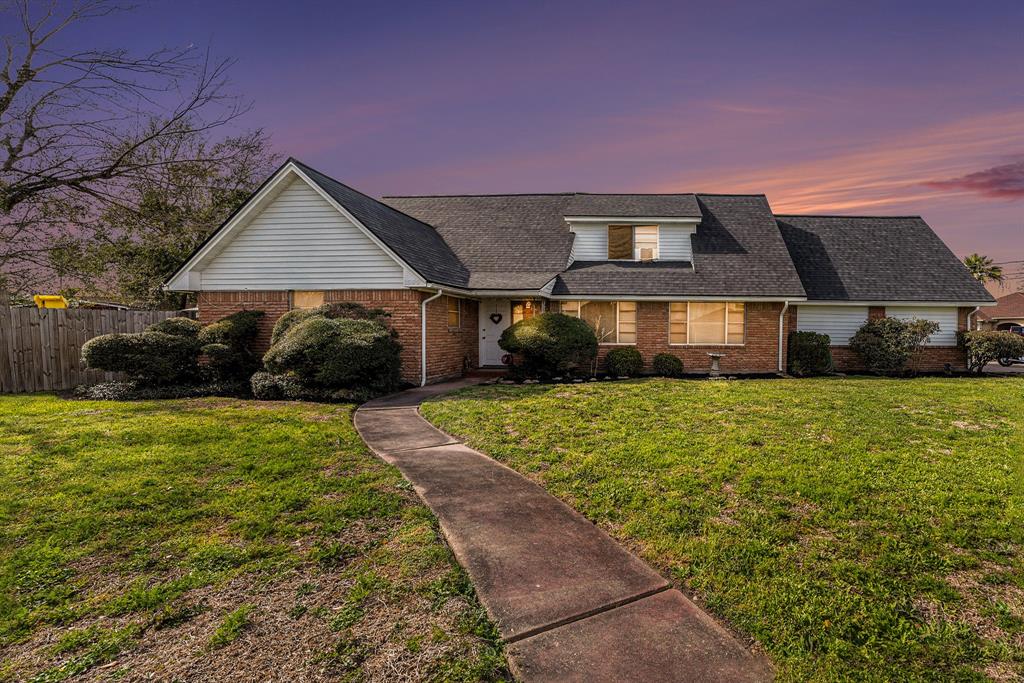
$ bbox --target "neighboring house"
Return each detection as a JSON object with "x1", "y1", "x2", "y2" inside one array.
[
  {"x1": 975, "y1": 292, "x2": 1024, "y2": 331},
  {"x1": 166, "y1": 159, "x2": 994, "y2": 384}
]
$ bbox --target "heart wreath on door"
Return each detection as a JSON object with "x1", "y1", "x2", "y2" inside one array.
[{"x1": 489, "y1": 313, "x2": 503, "y2": 324}]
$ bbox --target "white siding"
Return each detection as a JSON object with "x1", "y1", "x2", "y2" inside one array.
[
  {"x1": 570, "y1": 224, "x2": 608, "y2": 260},
  {"x1": 887, "y1": 306, "x2": 959, "y2": 346},
  {"x1": 796, "y1": 305, "x2": 869, "y2": 346},
  {"x1": 199, "y1": 177, "x2": 405, "y2": 290},
  {"x1": 659, "y1": 226, "x2": 695, "y2": 261}
]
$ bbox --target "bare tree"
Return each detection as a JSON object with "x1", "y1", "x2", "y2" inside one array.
[{"x1": 0, "y1": 0, "x2": 250, "y2": 292}]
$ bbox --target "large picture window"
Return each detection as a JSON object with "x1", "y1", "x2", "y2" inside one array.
[
  {"x1": 561, "y1": 301, "x2": 636, "y2": 344},
  {"x1": 668, "y1": 302, "x2": 744, "y2": 345},
  {"x1": 607, "y1": 225, "x2": 659, "y2": 261}
]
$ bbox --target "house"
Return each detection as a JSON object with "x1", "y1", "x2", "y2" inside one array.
[
  {"x1": 166, "y1": 159, "x2": 994, "y2": 384},
  {"x1": 975, "y1": 292, "x2": 1024, "y2": 331}
]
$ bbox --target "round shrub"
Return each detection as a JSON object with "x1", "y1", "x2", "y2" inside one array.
[
  {"x1": 849, "y1": 317, "x2": 939, "y2": 375},
  {"x1": 269, "y1": 303, "x2": 390, "y2": 346},
  {"x1": 82, "y1": 331, "x2": 200, "y2": 385},
  {"x1": 605, "y1": 347, "x2": 643, "y2": 377},
  {"x1": 498, "y1": 313, "x2": 597, "y2": 379},
  {"x1": 263, "y1": 316, "x2": 401, "y2": 393},
  {"x1": 788, "y1": 331, "x2": 833, "y2": 376},
  {"x1": 199, "y1": 310, "x2": 264, "y2": 349},
  {"x1": 146, "y1": 316, "x2": 201, "y2": 339},
  {"x1": 652, "y1": 353, "x2": 684, "y2": 378},
  {"x1": 960, "y1": 330, "x2": 1024, "y2": 373}
]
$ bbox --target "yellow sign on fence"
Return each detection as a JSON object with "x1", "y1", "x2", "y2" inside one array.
[{"x1": 32, "y1": 295, "x2": 68, "y2": 309}]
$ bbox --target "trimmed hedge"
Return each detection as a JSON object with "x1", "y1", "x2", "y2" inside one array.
[
  {"x1": 250, "y1": 371, "x2": 376, "y2": 403},
  {"x1": 849, "y1": 317, "x2": 940, "y2": 375},
  {"x1": 959, "y1": 330, "x2": 1024, "y2": 373},
  {"x1": 605, "y1": 347, "x2": 643, "y2": 377},
  {"x1": 81, "y1": 331, "x2": 201, "y2": 385},
  {"x1": 270, "y1": 303, "x2": 390, "y2": 347},
  {"x1": 652, "y1": 353, "x2": 684, "y2": 378},
  {"x1": 146, "y1": 317, "x2": 202, "y2": 339},
  {"x1": 75, "y1": 379, "x2": 249, "y2": 401},
  {"x1": 199, "y1": 310, "x2": 263, "y2": 348},
  {"x1": 498, "y1": 313, "x2": 597, "y2": 379},
  {"x1": 263, "y1": 316, "x2": 401, "y2": 394},
  {"x1": 788, "y1": 331, "x2": 833, "y2": 376},
  {"x1": 199, "y1": 310, "x2": 265, "y2": 381}
]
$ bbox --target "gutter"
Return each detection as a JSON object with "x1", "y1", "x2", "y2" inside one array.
[
  {"x1": 421, "y1": 288, "x2": 444, "y2": 386},
  {"x1": 966, "y1": 306, "x2": 981, "y2": 331},
  {"x1": 778, "y1": 300, "x2": 790, "y2": 373}
]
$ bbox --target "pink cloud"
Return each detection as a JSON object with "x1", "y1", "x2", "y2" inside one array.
[{"x1": 924, "y1": 159, "x2": 1024, "y2": 199}]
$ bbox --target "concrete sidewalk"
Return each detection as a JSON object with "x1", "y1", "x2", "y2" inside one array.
[{"x1": 355, "y1": 380, "x2": 772, "y2": 682}]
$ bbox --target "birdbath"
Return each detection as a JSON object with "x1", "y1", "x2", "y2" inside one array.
[{"x1": 707, "y1": 352, "x2": 725, "y2": 377}]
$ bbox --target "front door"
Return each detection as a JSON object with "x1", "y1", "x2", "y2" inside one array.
[{"x1": 479, "y1": 299, "x2": 511, "y2": 366}]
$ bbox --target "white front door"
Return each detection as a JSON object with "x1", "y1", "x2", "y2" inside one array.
[{"x1": 479, "y1": 299, "x2": 511, "y2": 366}]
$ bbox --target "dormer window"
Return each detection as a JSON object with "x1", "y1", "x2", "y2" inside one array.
[{"x1": 607, "y1": 225, "x2": 659, "y2": 261}]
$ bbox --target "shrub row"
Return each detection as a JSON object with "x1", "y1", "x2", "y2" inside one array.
[{"x1": 498, "y1": 313, "x2": 686, "y2": 378}]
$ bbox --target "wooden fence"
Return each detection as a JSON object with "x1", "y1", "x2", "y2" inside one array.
[{"x1": 0, "y1": 307, "x2": 177, "y2": 393}]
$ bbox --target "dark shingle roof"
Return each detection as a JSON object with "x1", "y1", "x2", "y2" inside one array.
[
  {"x1": 777, "y1": 215, "x2": 993, "y2": 302},
  {"x1": 382, "y1": 194, "x2": 576, "y2": 290},
  {"x1": 564, "y1": 193, "x2": 701, "y2": 218},
  {"x1": 551, "y1": 194, "x2": 806, "y2": 297},
  {"x1": 293, "y1": 160, "x2": 469, "y2": 286}
]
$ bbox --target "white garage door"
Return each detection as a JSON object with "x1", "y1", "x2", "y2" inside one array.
[
  {"x1": 886, "y1": 306, "x2": 958, "y2": 346},
  {"x1": 796, "y1": 306, "x2": 869, "y2": 346}
]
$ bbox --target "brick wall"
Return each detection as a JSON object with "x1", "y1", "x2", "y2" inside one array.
[
  {"x1": 791, "y1": 304, "x2": 969, "y2": 373},
  {"x1": 198, "y1": 289, "x2": 428, "y2": 384},
  {"x1": 424, "y1": 296, "x2": 479, "y2": 382},
  {"x1": 198, "y1": 291, "x2": 289, "y2": 352},
  {"x1": 591, "y1": 301, "x2": 787, "y2": 374}
]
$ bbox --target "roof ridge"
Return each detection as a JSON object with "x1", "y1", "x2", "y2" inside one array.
[
  {"x1": 384, "y1": 192, "x2": 577, "y2": 198},
  {"x1": 288, "y1": 158, "x2": 446, "y2": 232},
  {"x1": 776, "y1": 213, "x2": 924, "y2": 219}
]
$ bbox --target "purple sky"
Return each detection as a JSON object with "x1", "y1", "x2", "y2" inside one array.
[{"x1": 69, "y1": 0, "x2": 1024, "y2": 288}]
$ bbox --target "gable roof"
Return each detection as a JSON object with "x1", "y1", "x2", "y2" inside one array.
[
  {"x1": 777, "y1": 215, "x2": 993, "y2": 303},
  {"x1": 167, "y1": 159, "x2": 991, "y2": 304},
  {"x1": 291, "y1": 161, "x2": 468, "y2": 286},
  {"x1": 977, "y1": 292, "x2": 1024, "y2": 320}
]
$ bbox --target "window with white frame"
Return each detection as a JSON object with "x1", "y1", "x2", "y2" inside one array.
[
  {"x1": 561, "y1": 301, "x2": 636, "y2": 344},
  {"x1": 607, "y1": 225, "x2": 659, "y2": 261},
  {"x1": 669, "y1": 302, "x2": 744, "y2": 345},
  {"x1": 446, "y1": 296, "x2": 460, "y2": 328}
]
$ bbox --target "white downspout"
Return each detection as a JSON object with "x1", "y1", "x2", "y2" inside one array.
[
  {"x1": 778, "y1": 300, "x2": 790, "y2": 373},
  {"x1": 421, "y1": 288, "x2": 443, "y2": 386},
  {"x1": 967, "y1": 306, "x2": 980, "y2": 331}
]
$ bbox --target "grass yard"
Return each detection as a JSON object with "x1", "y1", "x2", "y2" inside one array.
[
  {"x1": 0, "y1": 395, "x2": 507, "y2": 682},
  {"x1": 421, "y1": 376, "x2": 1024, "y2": 682}
]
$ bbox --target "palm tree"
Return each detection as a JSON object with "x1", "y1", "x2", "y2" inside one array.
[{"x1": 963, "y1": 253, "x2": 1004, "y2": 284}]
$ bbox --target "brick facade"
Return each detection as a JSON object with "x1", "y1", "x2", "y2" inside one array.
[
  {"x1": 197, "y1": 290, "x2": 972, "y2": 384},
  {"x1": 197, "y1": 289, "x2": 479, "y2": 385},
  {"x1": 424, "y1": 296, "x2": 479, "y2": 382},
  {"x1": 592, "y1": 301, "x2": 787, "y2": 374}
]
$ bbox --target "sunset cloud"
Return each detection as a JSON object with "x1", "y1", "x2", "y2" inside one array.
[{"x1": 924, "y1": 159, "x2": 1024, "y2": 199}]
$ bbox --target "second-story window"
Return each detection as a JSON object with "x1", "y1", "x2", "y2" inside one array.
[{"x1": 607, "y1": 225, "x2": 659, "y2": 260}]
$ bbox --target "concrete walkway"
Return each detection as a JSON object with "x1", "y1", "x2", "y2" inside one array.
[{"x1": 355, "y1": 379, "x2": 772, "y2": 682}]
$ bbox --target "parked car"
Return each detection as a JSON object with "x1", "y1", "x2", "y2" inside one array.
[{"x1": 998, "y1": 326, "x2": 1024, "y2": 366}]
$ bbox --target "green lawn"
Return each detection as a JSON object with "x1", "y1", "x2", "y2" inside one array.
[
  {"x1": 421, "y1": 377, "x2": 1024, "y2": 682},
  {"x1": 0, "y1": 395, "x2": 507, "y2": 682}
]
